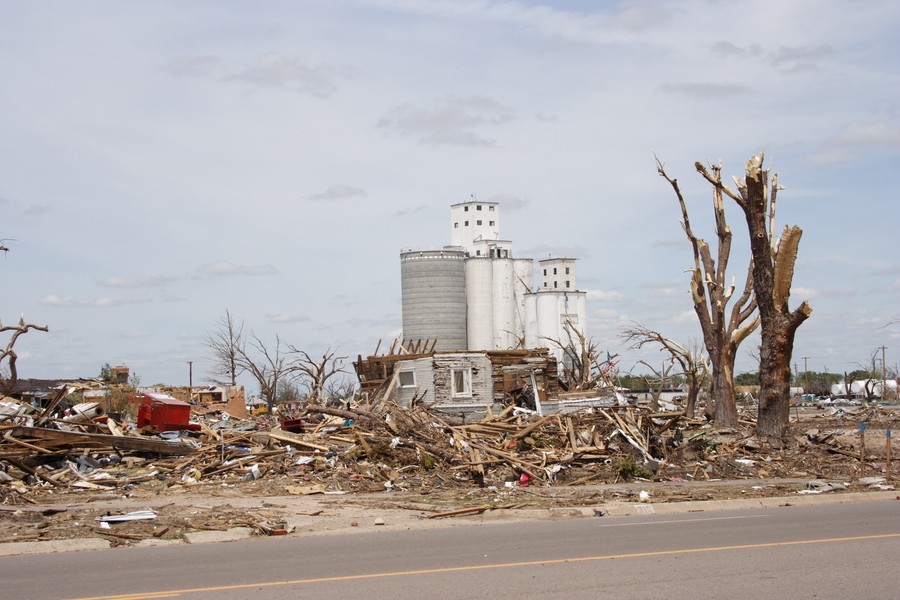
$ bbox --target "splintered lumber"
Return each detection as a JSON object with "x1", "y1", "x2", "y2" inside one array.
[
  {"x1": 6, "y1": 427, "x2": 196, "y2": 456},
  {"x1": 469, "y1": 441, "x2": 541, "y2": 480},
  {"x1": 510, "y1": 414, "x2": 556, "y2": 440},
  {"x1": 566, "y1": 416, "x2": 579, "y2": 451},
  {"x1": 268, "y1": 430, "x2": 330, "y2": 452},
  {"x1": 304, "y1": 404, "x2": 380, "y2": 424},
  {"x1": 3, "y1": 432, "x2": 55, "y2": 455},
  {"x1": 426, "y1": 503, "x2": 526, "y2": 519}
]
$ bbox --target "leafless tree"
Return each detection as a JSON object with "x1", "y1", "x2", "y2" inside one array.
[
  {"x1": 632, "y1": 359, "x2": 676, "y2": 412},
  {"x1": 234, "y1": 332, "x2": 297, "y2": 413},
  {"x1": 621, "y1": 322, "x2": 709, "y2": 418},
  {"x1": 1, "y1": 315, "x2": 49, "y2": 395},
  {"x1": 695, "y1": 154, "x2": 811, "y2": 438},
  {"x1": 657, "y1": 157, "x2": 760, "y2": 426},
  {"x1": 544, "y1": 320, "x2": 618, "y2": 391},
  {"x1": 204, "y1": 309, "x2": 245, "y2": 386},
  {"x1": 286, "y1": 346, "x2": 348, "y2": 405}
]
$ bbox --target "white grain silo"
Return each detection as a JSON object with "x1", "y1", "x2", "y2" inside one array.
[
  {"x1": 465, "y1": 256, "x2": 494, "y2": 351},
  {"x1": 400, "y1": 248, "x2": 468, "y2": 352},
  {"x1": 401, "y1": 199, "x2": 588, "y2": 359}
]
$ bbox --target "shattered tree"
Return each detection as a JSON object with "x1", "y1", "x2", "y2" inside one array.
[
  {"x1": 657, "y1": 157, "x2": 759, "y2": 426},
  {"x1": 622, "y1": 323, "x2": 709, "y2": 418},
  {"x1": 285, "y1": 346, "x2": 348, "y2": 405},
  {"x1": 1, "y1": 316, "x2": 49, "y2": 395},
  {"x1": 696, "y1": 154, "x2": 811, "y2": 439},
  {"x1": 545, "y1": 320, "x2": 609, "y2": 391}
]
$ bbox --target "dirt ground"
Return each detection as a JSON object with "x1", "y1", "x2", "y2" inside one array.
[{"x1": 1, "y1": 406, "x2": 896, "y2": 548}]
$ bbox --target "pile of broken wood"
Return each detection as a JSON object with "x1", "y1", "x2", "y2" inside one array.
[{"x1": 0, "y1": 394, "x2": 890, "y2": 504}]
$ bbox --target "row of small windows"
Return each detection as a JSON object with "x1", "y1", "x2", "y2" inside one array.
[
  {"x1": 542, "y1": 280, "x2": 572, "y2": 288},
  {"x1": 399, "y1": 367, "x2": 473, "y2": 398},
  {"x1": 475, "y1": 248, "x2": 509, "y2": 257},
  {"x1": 454, "y1": 220, "x2": 496, "y2": 228},
  {"x1": 542, "y1": 267, "x2": 571, "y2": 275},
  {"x1": 463, "y1": 205, "x2": 495, "y2": 212}
]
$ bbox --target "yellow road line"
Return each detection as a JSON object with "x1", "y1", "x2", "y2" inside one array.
[{"x1": 72, "y1": 532, "x2": 900, "y2": 600}]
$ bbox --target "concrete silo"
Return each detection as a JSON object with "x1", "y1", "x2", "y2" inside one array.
[
  {"x1": 465, "y1": 257, "x2": 494, "y2": 351},
  {"x1": 400, "y1": 248, "x2": 468, "y2": 352}
]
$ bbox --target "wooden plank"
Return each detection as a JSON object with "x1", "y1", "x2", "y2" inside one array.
[{"x1": 8, "y1": 426, "x2": 197, "y2": 455}]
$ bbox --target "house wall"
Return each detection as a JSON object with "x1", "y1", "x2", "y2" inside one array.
[
  {"x1": 394, "y1": 357, "x2": 436, "y2": 406},
  {"x1": 392, "y1": 353, "x2": 494, "y2": 412}
]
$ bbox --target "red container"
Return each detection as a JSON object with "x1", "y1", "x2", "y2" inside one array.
[{"x1": 136, "y1": 393, "x2": 199, "y2": 432}]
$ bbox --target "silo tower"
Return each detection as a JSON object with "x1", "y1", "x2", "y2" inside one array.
[{"x1": 400, "y1": 248, "x2": 467, "y2": 352}]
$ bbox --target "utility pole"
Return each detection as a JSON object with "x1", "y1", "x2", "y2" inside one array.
[
  {"x1": 879, "y1": 346, "x2": 887, "y2": 400},
  {"x1": 187, "y1": 361, "x2": 193, "y2": 403}
]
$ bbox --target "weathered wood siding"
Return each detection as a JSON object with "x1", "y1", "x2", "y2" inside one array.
[
  {"x1": 393, "y1": 357, "x2": 435, "y2": 407},
  {"x1": 431, "y1": 353, "x2": 493, "y2": 409}
]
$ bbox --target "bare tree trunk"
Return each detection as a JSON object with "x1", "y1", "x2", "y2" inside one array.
[
  {"x1": 684, "y1": 381, "x2": 699, "y2": 418},
  {"x1": 711, "y1": 350, "x2": 737, "y2": 424},
  {"x1": 696, "y1": 154, "x2": 812, "y2": 439},
  {"x1": 756, "y1": 320, "x2": 796, "y2": 436},
  {"x1": 657, "y1": 158, "x2": 758, "y2": 427}
]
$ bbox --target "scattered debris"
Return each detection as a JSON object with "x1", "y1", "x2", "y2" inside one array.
[{"x1": 0, "y1": 392, "x2": 895, "y2": 546}]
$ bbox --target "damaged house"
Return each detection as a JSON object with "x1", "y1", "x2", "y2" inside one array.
[{"x1": 356, "y1": 347, "x2": 558, "y2": 418}]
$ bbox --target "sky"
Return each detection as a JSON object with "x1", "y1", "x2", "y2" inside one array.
[{"x1": 2, "y1": 0, "x2": 898, "y2": 392}]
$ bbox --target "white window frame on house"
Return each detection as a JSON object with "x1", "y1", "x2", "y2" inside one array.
[
  {"x1": 451, "y1": 368, "x2": 472, "y2": 398},
  {"x1": 398, "y1": 370, "x2": 416, "y2": 388}
]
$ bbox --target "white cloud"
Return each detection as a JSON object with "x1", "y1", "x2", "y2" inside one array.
[
  {"x1": 228, "y1": 53, "x2": 352, "y2": 97},
  {"x1": 162, "y1": 55, "x2": 222, "y2": 79},
  {"x1": 791, "y1": 287, "x2": 821, "y2": 300},
  {"x1": 98, "y1": 275, "x2": 178, "y2": 288},
  {"x1": 377, "y1": 95, "x2": 514, "y2": 147},
  {"x1": 307, "y1": 184, "x2": 367, "y2": 201},
  {"x1": 23, "y1": 205, "x2": 51, "y2": 216},
  {"x1": 826, "y1": 122, "x2": 900, "y2": 147},
  {"x1": 194, "y1": 262, "x2": 278, "y2": 278},
  {"x1": 658, "y1": 82, "x2": 752, "y2": 99},
  {"x1": 265, "y1": 313, "x2": 310, "y2": 324},
  {"x1": 39, "y1": 295, "x2": 150, "y2": 308},
  {"x1": 587, "y1": 289, "x2": 626, "y2": 302}
]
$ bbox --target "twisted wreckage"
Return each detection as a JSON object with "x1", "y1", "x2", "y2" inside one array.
[{"x1": 0, "y1": 346, "x2": 895, "y2": 545}]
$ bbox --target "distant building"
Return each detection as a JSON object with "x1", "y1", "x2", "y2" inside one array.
[{"x1": 401, "y1": 199, "x2": 588, "y2": 364}]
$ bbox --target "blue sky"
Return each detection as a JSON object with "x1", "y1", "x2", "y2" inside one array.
[{"x1": 2, "y1": 0, "x2": 898, "y2": 390}]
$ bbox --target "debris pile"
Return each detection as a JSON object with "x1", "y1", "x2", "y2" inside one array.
[
  {"x1": 1, "y1": 396, "x2": 896, "y2": 495},
  {"x1": 0, "y1": 393, "x2": 896, "y2": 546}
]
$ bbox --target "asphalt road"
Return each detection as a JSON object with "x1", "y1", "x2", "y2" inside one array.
[{"x1": 2, "y1": 499, "x2": 898, "y2": 600}]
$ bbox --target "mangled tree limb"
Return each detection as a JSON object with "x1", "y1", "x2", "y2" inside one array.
[
  {"x1": 633, "y1": 358, "x2": 675, "y2": 412},
  {"x1": 234, "y1": 332, "x2": 298, "y2": 413},
  {"x1": 657, "y1": 157, "x2": 759, "y2": 426},
  {"x1": 696, "y1": 154, "x2": 811, "y2": 439},
  {"x1": 622, "y1": 323, "x2": 709, "y2": 418},
  {"x1": 286, "y1": 347, "x2": 348, "y2": 405},
  {"x1": 1, "y1": 316, "x2": 49, "y2": 396}
]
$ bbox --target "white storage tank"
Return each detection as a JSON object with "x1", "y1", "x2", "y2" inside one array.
[
  {"x1": 491, "y1": 258, "x2": 516, "y2": 349},
  {"x1": 465, "y1": 257, "x2": 494, "y2": 351},
  {"x1": 536, "y1": 292, "x2": 561, "y2": 347},
  {"x1": 401, "y1": 248, "x2": 467, "y2": 352},
  {"x1": 523, "y1": 293, "x2": 539, "y2": 349}
]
